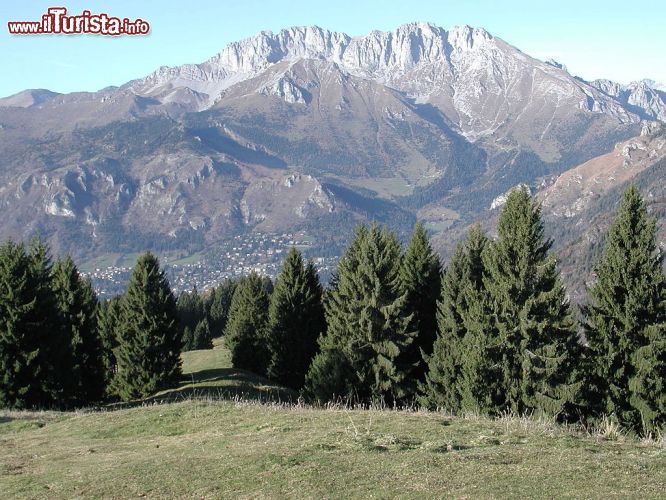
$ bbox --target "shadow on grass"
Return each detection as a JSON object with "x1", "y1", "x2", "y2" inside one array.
[{"x1": 107, "y1": 366, "x2": 297, "y2": 410}]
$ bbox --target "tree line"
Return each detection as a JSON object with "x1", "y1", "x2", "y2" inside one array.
[
  {"x1": 0, "y1": 247, "x2": 240, "y2": 407},
  {"x1": 0, "y1": 185, "x2": 664, "y2": 433},
  {"x1": 223, "y1": 185, "x2": 665, "y2": 433}
]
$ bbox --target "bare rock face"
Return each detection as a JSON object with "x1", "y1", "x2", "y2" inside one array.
[
  {"x1": 241, "y1": 171, "x2": 334, "y2": 229},
  {"x1": 490, "y1": 184, "x2": 532, "y2": 210},
  {"x1": 589, "y1": 79, "x2": 666, "y2": 122},
  {"x1": 106, "y1": 22, "x2": 662, "y2": 177},
  {"x1": 259, "y1": 77, "x2": 310, "y2": 104}
]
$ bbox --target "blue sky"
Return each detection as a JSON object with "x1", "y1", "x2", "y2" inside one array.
[{"x1": 1, "y1": 0, "x2": 664, "y2": 97}]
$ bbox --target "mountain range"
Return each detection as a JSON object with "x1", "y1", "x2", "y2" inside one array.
[{"x1": 0, "y1": 22, "x2": 664, "y2": 297}]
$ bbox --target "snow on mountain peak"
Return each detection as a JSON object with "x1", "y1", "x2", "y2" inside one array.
[
  {"x1": 121, "y1": 22, "x2": 664, "y2": 127},
  {"x1": 127, "y1": 22, "x2": 499, "y2": 99}
]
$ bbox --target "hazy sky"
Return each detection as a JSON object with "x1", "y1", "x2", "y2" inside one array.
[{"x1": 1, "y1": 0, "x2": 664, "y2": 97}]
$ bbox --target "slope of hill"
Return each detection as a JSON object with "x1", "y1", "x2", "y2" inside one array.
[{"x1": 1, "y1": 343, "x2": 664, "y2": 498}]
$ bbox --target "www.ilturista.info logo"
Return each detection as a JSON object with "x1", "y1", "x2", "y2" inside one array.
[{"x1": 8, "y1": 7, "x2": 150, "y2": 36}]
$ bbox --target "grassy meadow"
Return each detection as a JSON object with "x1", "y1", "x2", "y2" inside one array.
[{"x1": 1, "y1": 339, "x2": 664, "y2": 499}]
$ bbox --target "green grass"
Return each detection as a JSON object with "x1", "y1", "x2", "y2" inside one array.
[
  {"x1": 107, "y1": 338, "x2": 296, "y2": 408},
  {"x1": 1, "y1": 342, "x2": 665, "y2": 499},
  {"x1": 79, "y1": 250, "x2": 205, "y2": 272},
  {"x1": 164, "y1": 251, "x2": 206, "y2": 267}
]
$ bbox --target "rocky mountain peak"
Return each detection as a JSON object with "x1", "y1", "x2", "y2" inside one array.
[
  {"x1": 114, "y1": 22, "x2": 666, "y2": 131},
  {"x1": 447, "y1": 24, "x2": 493, "y2": 51},
  {"x1": 210, "y1": 25, "x2": 351, "y2": 72}
]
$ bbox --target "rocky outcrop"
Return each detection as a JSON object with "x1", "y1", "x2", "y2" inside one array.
[{"x1": 589, "y1": 79, "x2": 666, "y2": 122}]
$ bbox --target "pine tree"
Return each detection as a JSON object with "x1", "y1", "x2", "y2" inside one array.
[
  {"x1": 110, "y1": 253, "x2": 181, "y2": 401},
  {"x1": 455, "y1": 285, "x2": 500, "y2": 414},
  {"x1": 182, "y1": 325, "x2": 194, "y2": 352},
  {"x1": 224, "y1": 273, "x2": 270, "y2": 375},
  {"x1": 305, "y1": 224, "x2": 415, "y2": 404},
  {"x1": 398, "y1": 223, "x2": 441, "y2": 391},
  {"x1": 483, "y1": 187, "x2": 582, "y2": 417},
  {"x1": 177, "y1": 287, "x2": 205, "y2": 346},
  {"x1": 266, "y1": 248, "x2": 325, "y2": 389},
  {"x1": 420, "y1": 225, "x2": 489, "y2": 411},
  {"x1": 260, "y1": 276, "x2": 274, "y2": 296},
  {"x1": 0, "y1": 242, "x2": 52, "y2": 408},
  {"x1": 97, "y1": 296, "x2": 122, "y2": 393},
  {"x1": 302, "y1": 347, "x2": 355, "y2": 404},
  {"x1": 51, "y1": 256, "x2": 105, "y2": 406},
  {"x1": 630, "y1": 327, "x2": 666, "y2": 432},
  {"x1": 584, "y1": 185, "x2": 666, "y2": 431},
  {"x1": 193, "y1": 318, "x2": 213, "y2": 350},
  {"x1": 27, "y1": 241, "x2": 70, "y2": 407},
  {"x1": 207, "y1": 279, "x2": 236, "y2": 338}
]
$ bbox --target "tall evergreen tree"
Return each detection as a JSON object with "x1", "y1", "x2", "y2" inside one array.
[
  {"x1": 182, "y1": 325, "x2": 195, "y2": 352},
  {"x1": 584, "y1": 185, "x2": 666, "y2": 431},
  {"x1": 455, "y1": 281, "x2": 501, "y2": 414},
  {"x1": 398, "y1": 223, "x2": 442, "y2": 390},
  {"x1": 52, "y1": 256, "x2": 105, "y2": 405},
  {"x1": 177, "y1": 287, "x2": 205, "y2": 348},
  {"x1": 420, "y1": 225, "x2": 489, "y2": 411},
  {"x1": 206, "y1": 279, "x2": 237, "y2": 337},
  {"x1": 0, "y1": 242, "x2": 55, "y2": 408},
  {"x1": 193, "y1": 318, "x2": 213, "y2": 350},
  {"x1": 305, "y1": 224, "x2": 415, "y2": 404},
  {"x1": 266, "y1": 248, "x2": 325, "y2": 390},
  {"x1": 27, "y1": 241, "x2": 70, "y2": 406},
  {"x1": 224, "y1": 273, "x2": 270, "y2": 375},
  {"x1": 97, "y1": 295, "x2": 122, "y2": 393},
  {"x1": 483, "y1": 187, "x2": 582, "y2": 417},
  {"x1": 260, "y1": 276, "x2": 274, "y2": 296},
  {"x1": 110, "y1": 253, "x2": 181, "y2": 401}
]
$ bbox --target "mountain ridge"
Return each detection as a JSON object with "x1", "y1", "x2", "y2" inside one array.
[
  {"x1": 0, "y1": 22, "x2": 663, "y2": 294},
  {"x1": 3, "y1": 23, "x2": 663, "y2": 126}
]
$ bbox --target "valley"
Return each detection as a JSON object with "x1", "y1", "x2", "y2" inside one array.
[{"x1": 0, "y1": 22, "x2": 664, "y2": 298}]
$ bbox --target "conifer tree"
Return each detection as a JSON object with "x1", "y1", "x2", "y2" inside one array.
[
  {"x1": 584, "y1": 185, "x2": 666, "y2": 431},
  {"x1": 302, "y1": 346, "x2": 355, "y2": 404},
  {"x1": 110, "y1": 253, "x2": 181, "y2": 401},
  {"x1": 207, "y1": 279, "x2": 236, "y2": 337},
  {"x1": 630, "y1": 329, "x2": 666, "y2": 432},
  {"x1": 455, "y1": 284, "x2": 500, "y2": 414},
  {"x1": 52, "y1": 256, "x2": 105, "y2": 405},
  {"x1": 420, "y1": 225, "x2": 489, "y2": 411},
  {"x1": 182, "y1": 325, "x2": 195, "y2": 352},
  {"x1": 305, "y1": 224, "x2": 415, "y2": 403},
  {"x1": 0, "y1": 242, "x2": 56, "y2": 408},
  {"x1": 27, "y1": 241, "x2": 70, "y2": 406},
  {"x1": 97, "y1": 296, "x2": 122, "y2": 393},
  {"x1": 224, "y1": 273, "x2": 270, "y2": 375},
  {"x1": 266, "y1": 248, "x2": 325, "y2": 389},
  {"x1": 483, "y1": 187, "x2": 582, "y2": 417},
  {"x1": 261, "y1": 276, "x2": 274, "y2": 296},
  {"x1": 177, "y1": 287, "x2": 204, "y2": 343},
  {"x1": 398, "y1": 223, "x2": 441, "y2": 391},
  {"x1": 193, "y1": 318, "x2": 213, "y2": 350}
]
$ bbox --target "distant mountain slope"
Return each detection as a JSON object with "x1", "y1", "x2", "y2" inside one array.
[
  {"x1": 438, "y1": 122, "x2": 666, "y2": 302},
  {"x1": 541, "y1": 122, "x2": 666, "y2": 301},
  {"x1": 0, "y1": 22, "x2": 663, "y2": 274}
]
